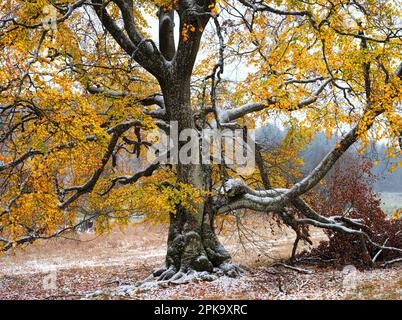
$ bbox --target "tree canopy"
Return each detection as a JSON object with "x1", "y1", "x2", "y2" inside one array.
[{"x1": 0, "y1": 0, "x2": 401, "y2": 272}]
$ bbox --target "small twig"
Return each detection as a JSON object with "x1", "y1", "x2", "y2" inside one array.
[
  {"x1": 272, "y1": 263, "x2": 314, "y2": 274},
  {"x1": 297, "y1": 279, "x2": 310, "y2": 290},
  {"x1": 381, "y1": 258, "x2": 402, "y2": 268},
  {"x1": 372, "y1": 237, "x2": 390, "y2": 263}
]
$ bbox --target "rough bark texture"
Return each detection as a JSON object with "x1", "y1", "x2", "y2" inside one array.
[
  {"x1": 155, "y1": 78, "x2": 235, "y2": 279},
  {"x1": 165, "y1": 203, "x2": 232, "y2": 275}
]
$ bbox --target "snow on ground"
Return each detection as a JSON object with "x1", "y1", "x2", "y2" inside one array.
[
  {"x1": 0, "y1": 220, "x2": 400, "y2": 300},
  {"x1": 1, "y1": 262, "x2": 400, "y2": 300},
  {"x1": 0, "y1": 247, "x2": 166, "y2": 275}
]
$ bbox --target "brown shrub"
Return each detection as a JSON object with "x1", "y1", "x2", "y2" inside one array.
[{"x1": 300, "y1": 153, "x2": 402, "y2": 269}]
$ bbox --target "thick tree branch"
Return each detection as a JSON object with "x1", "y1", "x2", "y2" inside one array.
[
  {"x1": 173, "y1": 3, "x2": 212, "y2": 79},
  {"x1": 158, "y1": 8, "x2": 176, "y2": 61},
  {"x1": 100, "y1": 162, "x2": 159, "y2": 196},
  {"x1": 87, "y1": 86, "x2": 166, "y2": 119},
  {"x1": 218, "y1": 78, "x2": 332, "y2": 123},
  {"x1": 218, "y1": 105, "x2": 385, "y2": 214},
  {"x1": 59, "y1": 121, "x2": 146, "y2": 208},
  {"x1": 91, "y1": 0, "x2": 166, "y2": 79},
  {"x1": 59, "y1": 131, "x2": 122, "y2": 209}
]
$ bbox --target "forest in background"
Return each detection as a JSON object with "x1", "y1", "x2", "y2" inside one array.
[{"x1": 256, "y1": 124, "x2": 402, "y2": 192}]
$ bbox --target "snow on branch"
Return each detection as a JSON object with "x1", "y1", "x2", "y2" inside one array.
[{"x1": 218, "y1": 78, "x2": 332, "y2": 123}]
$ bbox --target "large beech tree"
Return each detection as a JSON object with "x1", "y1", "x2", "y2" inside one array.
[{"x1": 1, "y1": 0, "x2": 402, "y2": 280}]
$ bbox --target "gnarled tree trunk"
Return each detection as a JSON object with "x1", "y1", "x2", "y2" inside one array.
[{"x1": 154, "y1": 78, "x2": 235, "y2": 280}]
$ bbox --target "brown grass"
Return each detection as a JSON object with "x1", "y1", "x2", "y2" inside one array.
[{"x1": 0, "y1": 215, "x2": 351, "y2": 300}]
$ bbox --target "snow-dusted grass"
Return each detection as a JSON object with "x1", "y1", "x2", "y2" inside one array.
[
  {"x1": 2, "y1": 216, "x2": 398, "y2": 300},
  {"x1": 0, "y1": 216, "x2": 326, "y2": 276}
]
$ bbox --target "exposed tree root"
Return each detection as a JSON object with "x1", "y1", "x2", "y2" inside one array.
[
  {"x1": 119, "y1": 262, "x2": 244, "y2": 296},
  {"x1": 151, "y1": 261, "x2": 243, "y2": 284}
]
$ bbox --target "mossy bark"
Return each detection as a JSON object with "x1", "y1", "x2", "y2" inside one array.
[
  {"x1": 156, "y1": 80, "x2": 235, "y2": 278},
  {"x1": 165, "y1": 203, "x2": 231, "y2": 274}
]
